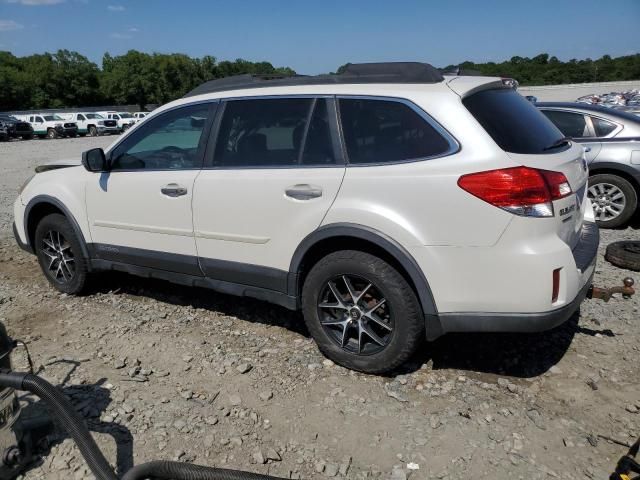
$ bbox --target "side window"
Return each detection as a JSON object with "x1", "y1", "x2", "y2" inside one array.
[
  {"x1": 110, "y1": 103, "x2": 211, "y2": 171},
  {"x1": 301, "y1": 99, "x2": 337, "y2": 166},
  {"x1": 591, "y1": 116, "x2": 618, "y2": 137},
  {"x1": 36, "y1": 117, "x2": 43, "y2": 123},
  {"x1": 213, "y1": 98, "x2": 313, "y2": 168},
  {"x1": 541, "y1": 110, "x2": 589, "y2": 138},
  {"x1": 339, "y1": 98, "x2": 451, "y2": 164},
  {"x1": 77, "y1": 114, "x2": 85, "y2": 121},
  {"x1": 113, "y1": 114, "x2": 120, "y2": 120}
]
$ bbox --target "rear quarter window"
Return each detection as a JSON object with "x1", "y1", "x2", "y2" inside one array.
[
  {"x1": 463, "y1": 89, "x2": 565, "y2": 154},
  {"x1": 339, "y1": 98, "x2": 454, "y2": 164}
]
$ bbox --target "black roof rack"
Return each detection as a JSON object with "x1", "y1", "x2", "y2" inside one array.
[{"x1": 184, "y1": 62, "x2": 444, "y2": 97}]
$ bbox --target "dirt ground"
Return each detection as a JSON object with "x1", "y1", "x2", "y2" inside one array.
[{"x1": 0, "y1": 136, "x2": 638, "y2": 480}]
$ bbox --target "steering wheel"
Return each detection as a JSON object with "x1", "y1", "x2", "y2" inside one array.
[{"x1": 154, "y1": 145, "x2": 190, "y2": 169}]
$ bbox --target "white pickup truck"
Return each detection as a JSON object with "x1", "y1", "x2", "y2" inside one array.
[
  {"x1": 58, "y1": 112, "x2": 119, "y2": 136},
  {"x1": 97, "y1": 111, "x2": 136, "y2": 132},
  {"x1": 15, "y1": 114, "x2": 78, "y2": 139}
]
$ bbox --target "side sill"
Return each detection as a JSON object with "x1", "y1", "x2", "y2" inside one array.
[{"x1": 90, "y1": 259, "x2": 298, "y2": 310}]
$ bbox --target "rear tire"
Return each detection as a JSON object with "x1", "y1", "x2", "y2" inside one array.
[
  {"x1": 21, "y1": 134, "x2": 33, "y2": 140},
  {"x1": 302, "y1": 250, "x2": 424, "y2": 374},
  {"x1": 34, "y1": 214, "x2": 89, "y2": 294},
  {"x1": 588, "y1": 174, "x2": 637, "y2": 228}
]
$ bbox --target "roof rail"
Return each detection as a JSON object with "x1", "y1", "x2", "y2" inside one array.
[{"x1": 184, "y1": 62, "x2": 444, "y2": 98}]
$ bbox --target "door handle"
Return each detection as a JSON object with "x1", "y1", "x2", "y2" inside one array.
[
  {"x1": 583, "y1": 146, "x2": 592, "y2": 153},
  {"x1": 285, "y1": 184, "x2": 323, "y2": 200},
  {"x1": 161, "y1": 183, "x2": 188, "y2": 197}
]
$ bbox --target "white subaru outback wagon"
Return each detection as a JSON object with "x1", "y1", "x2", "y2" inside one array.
[{"x1": 13, "y1": 63, "x2": 598, "y2": 373}]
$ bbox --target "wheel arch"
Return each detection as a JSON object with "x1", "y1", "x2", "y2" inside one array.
[
  {"x1": 289, "y1": 223, "x2": 441, "y2": 338},
  {"x1": 24, "y1": 195, "x2": 91, "y2": 265},
  {"x1": 590, "y1": 163, "x2": 640, "y2": 196}
]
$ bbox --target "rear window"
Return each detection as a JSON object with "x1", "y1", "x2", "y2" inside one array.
[
  {"x1": 591, "y1": 116, "x2": 618, "y2": 137},
  {"x1": 463, "y1": 89, "x2": 565, "y2": 154},
  {"x1": 339, "y1": 98, "x2": 452, "y2": 164}
]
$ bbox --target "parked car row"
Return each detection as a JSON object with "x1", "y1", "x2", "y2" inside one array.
[
  {"x1": 576, "y1": 89, "x2": 640, "y2": 108},
  {"x1": 0, "y1": 111, "x2": 149, "y2": 141}
]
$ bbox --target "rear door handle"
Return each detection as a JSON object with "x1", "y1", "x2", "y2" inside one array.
[
  {"x1": 285, "y1": 184, "x2": 323, "y2": 200},
  {"x1": 161, "y1": 183, "x2": 188, "y2": 197}
]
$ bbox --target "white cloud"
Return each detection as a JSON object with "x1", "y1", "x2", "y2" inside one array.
[
  {"x1": 128, "y1": 26, "x2": 139, "y2": 33},
  {"x1": 0, "y1": 19, "x2": 24, "y2": 31},
  {"x1": 107, "y1": 4, "x2": 124, "y2": 11},
  {"x1": 110, "y1": 32, "x2": 132, "y2": 39},
  {"x1": 5, "y1": 0, "x2": 65, "y2": 5}
]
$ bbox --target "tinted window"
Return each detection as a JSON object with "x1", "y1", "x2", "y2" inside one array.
[
  {"x1": 541, "y1": 110, "x2": 589, "y2": 138},
  {"x1": 591, "y1": 116, "x2": 617, "y2": 137},
  {"x1": 214, "y1": 98, "x2": 313, "y2": 167},
  {"x1": 110, "y1": 103, "x2": 211, "y2": 171},
  {"x1": 463, "y1": 89, "x2": 565, "y2": 154},
  {"x1": 339, "y1": 99, "x2": 451, "y2": 164},
  {"x1": 77, "y1": 114, "x2": 85, "y2": 120}
]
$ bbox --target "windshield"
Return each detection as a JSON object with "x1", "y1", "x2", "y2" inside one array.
[
  {"x1": 463, "y1": 88, "x2": 566, "y2": 154},
  {"x1": 119, "y1": 113, "x2": 133, "y2": 119},
  {"x1": 43, "y1": 115, "x2": 63, "y2": 121},
  {"x1": 85, "y1": 113, "x2": 104, "y2": 119}
]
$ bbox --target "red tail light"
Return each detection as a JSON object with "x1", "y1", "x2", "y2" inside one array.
[{"x1": 458, "y1": 166, "x2": 572, "y2": 217}]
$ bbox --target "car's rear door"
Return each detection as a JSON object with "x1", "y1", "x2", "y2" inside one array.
[{"x1": 192, "y1": 96, "x2": 345, "y2": 289}]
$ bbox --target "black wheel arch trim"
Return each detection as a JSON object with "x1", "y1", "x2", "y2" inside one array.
[
  {"x1": 288, "y1": 223, "x2": 441, "y2": 337},
  {"x1": 590, "y1": 162, "x2": 640, "y2": 188},
  {"x1": 23, "y1": 195, "x2": 92, "y2": 268}
]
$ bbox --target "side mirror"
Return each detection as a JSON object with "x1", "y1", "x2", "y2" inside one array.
[{"x1": 82, "y1": 148, "x2": 108, "y2": 172}]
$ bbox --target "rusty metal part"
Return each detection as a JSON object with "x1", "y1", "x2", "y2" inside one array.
[{"x1": 587, "y1": 277, "x2": 635, "y2": 302}]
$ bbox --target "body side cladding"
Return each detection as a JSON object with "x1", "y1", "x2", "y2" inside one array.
[
  {"x1": 90, "y1": 259, "x2": 297, "y2": 310},
  {"x1": 23, "y1": 195, "x2": 92, "y2": 269},
  {"x1": 288, "y1": 223, "x2": 443, "y2": 340},
  {"x1": 88, "y1": 244, "x2": 295, "y2": 310}
]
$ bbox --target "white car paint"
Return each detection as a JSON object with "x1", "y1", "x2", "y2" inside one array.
[
  {"x1": 58, "y1": 112, "x2": 120, "y2": 136},
  {"x1": 97, "y1": 111, "x2": 136, "y2": 132},
  {"x1": 14, "y1": 75, "x2": 596, "y2": 329}
]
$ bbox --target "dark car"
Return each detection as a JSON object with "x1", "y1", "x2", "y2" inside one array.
[
  {"x1": 536, "y1": 102, "x2": 640, "y2": 228},
  {"x1": 0, "y1": 114, "x2": 34, "y2": 141}
]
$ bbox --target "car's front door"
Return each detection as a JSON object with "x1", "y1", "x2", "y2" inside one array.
[
  {"x1": 85, "y1": 102, "x2": 216, "y2": 275},
  {"x1": 192, "y1": 97, "x2": 345, "y2": 289}
]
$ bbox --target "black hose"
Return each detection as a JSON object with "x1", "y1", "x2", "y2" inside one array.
[
  {"x1": 0, "y1": 371, "x2": 291, "y2": 480},
  {"x1": 0, "y1": 371, "x2": 118, "y2": 480},
  {"x1": 122, "y1": 461, "x2": 288, "y2": 480}
]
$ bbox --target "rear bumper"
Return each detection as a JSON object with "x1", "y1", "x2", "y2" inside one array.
[
  {"x1": 434, "y1": 269, "x2": 594, "y2": 334},
  {"x1": 425, "y1": 220, "x2": 599, "y2": 338}
]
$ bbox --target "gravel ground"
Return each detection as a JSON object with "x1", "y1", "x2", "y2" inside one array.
[{"x1": 0, "y1": 136, "x2": 638, "y2": 480}]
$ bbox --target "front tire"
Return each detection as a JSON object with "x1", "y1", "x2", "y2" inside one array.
[
  {"x1": 47, "y1": 128, "x2": 58, "y2": 139},
  {"x1": 302, "y1": 250, "x2": 424, "y2": 374},
  {"x1": 588, "y1": 174, "x2": 638, "y2": 228},
  {"x1": 88, "y1": 126, "x2": 98, "y2": 137},
  {"x1": 22, "y1": 134, "x2": 33, "y2": 140},
  {"x1": 34, "y1": 214, "x2": 89, "y2": 294}
]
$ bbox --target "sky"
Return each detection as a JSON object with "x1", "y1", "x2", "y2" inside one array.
[{"x1": 0, "y1": 0, "x2": 639, "y2": 74}]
